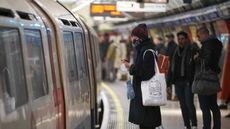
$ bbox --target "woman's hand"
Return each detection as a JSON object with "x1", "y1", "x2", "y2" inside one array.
[{"x1": 193, "y1": 53, "x2": 199, "y2": 60}]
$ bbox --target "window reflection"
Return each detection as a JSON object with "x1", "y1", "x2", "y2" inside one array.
[
  {"x1": 0, "y1": 28, "x2": 27, "y2": 114},
  {"x1": 63, "y1": 31, "x2": 78, "y2": 82},
  {"x1": 24, "y1": 29, "x2": 48, "y2": 100},
  {"x1": 74, "y1": 33, "x2": 87, "y2": 79}
]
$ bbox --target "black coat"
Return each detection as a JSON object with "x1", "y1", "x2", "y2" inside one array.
[
  {"x1": 154, "y1": 43, "x2": 167, "y2": 55},
  {"x1": 128, "y1": 38, "x2": 162, "y2": 127},
  {"x1": 166, "y1": 41, "x2": 177, "y2": 61},
  {"x1": 198, "y1": 37, "x2": 223, "y2": 74},
  {"x1": 167, "y1": 43, "x2": 195, "y2": 85},
  {"x1": 165, "y1": 41, "x2": 177, "y2": 86}
]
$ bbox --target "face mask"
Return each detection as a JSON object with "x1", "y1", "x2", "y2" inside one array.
[{"x1": 132, "y1": 39, "x2": 141, "y2": 47}]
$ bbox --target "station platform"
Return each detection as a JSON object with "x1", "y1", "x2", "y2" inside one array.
[{"x1": 100, "y1": 81, "x2": 230, "y2": 129}]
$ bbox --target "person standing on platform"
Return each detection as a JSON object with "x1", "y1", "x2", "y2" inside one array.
[
  {"x1": 106, "y1": 32, "x2": 119, "y2": 82},
  {"x1": 195, "y1": 27, "x2": 223, "y2": 129},
  {"x1": 168, "y1": 31, "x2": 197, "y2": 129},
  {"x1": 165, "y1": 33, "x2": 177, "y2": 65},
  {"x1": 153, "y1": 36, "x2": 167, "y2": 55},
  {"x1": 99, "y1": 33, "x2": 110, "y2": 80},
  {"x1": 165, "y1": 33, "x2": 177, "y2": 100},
  {"x1": 122, "y1": 23, "x2": 162, "y2": 129}
]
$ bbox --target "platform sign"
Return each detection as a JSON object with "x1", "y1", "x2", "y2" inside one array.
[
  {"x1": 90, "y1": 3, "x2": 125, "y2": 18},
  {"x1": 116, "y1": 1, "x2": 166, "y2": 12},
  {"x1": 142, "y1": 0, "x2": 168, "y2": 3}
]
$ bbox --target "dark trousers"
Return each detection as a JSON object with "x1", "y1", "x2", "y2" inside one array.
[
  {"x1": 175, "y1": 81, "x2": 197, "y2": 128},
  {"x1": 198, "y1": 94, "x2": 221, "y2": 129},
  {"x1": 139, "y1": 125, "x2": 154, "y2": 129}
]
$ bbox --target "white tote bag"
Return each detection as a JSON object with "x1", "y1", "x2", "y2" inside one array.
[{"x1": 141, "y1": 49, "x2": 167, "y2": 106}]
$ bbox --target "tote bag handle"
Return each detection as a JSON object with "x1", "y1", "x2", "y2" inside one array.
[{"x1": 143, "y1": 49, "x2": 160, "y2": 74}]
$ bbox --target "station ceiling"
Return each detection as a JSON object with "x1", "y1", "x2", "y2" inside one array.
[{"x1": 58, "y1": 0, "x2": 229, "y2": 25}]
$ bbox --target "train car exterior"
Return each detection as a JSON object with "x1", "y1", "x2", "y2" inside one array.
[{"x1": 0, "y1": 0, "x2": 101, "y2": 129}]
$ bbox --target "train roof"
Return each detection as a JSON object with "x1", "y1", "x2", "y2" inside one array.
[
  {"x1": 35, "y1": 0, "x2": 77, "y2": 21},
  {"x1": 0, "y1": 0, "x2": 38, "y2": 18}
]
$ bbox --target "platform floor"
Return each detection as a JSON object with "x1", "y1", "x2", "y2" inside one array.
[{"x1": 100, "y1": 81, "x2": 230, "y2": 129}]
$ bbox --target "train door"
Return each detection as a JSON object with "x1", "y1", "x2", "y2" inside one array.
[
  {"x1": 18, "y1": 10, "x2": 57, "y2": 129},
  {"x1": 0, "y1": 7, "x2": 31, "y2": 129},
  {"x1": 29, "y1": 2, "x2": 65, "y2": 129},
  {"x1": 60, "y1": 29, "x2": 82, "y2": 129},
  {"x1": 57, "y1": 2, "x2": 93, "y2": 128},
  {"x1": 31, "y1": 0, "x2": 89, "y2": 128},
  {"x1": 77, "y1": 21, "x2": 98, "y2": 128},
  {"x1": 73, "y1": 31, "x2": 91, "y2": 128}
]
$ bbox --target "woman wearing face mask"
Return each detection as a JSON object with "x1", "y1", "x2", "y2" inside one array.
[{"x1": 122, "y1": 24, "x2": 162, "y2": 129}]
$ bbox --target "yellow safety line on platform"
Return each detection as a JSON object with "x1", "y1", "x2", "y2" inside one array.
[{"x1": 101, "y1": 82, "x2": 125, "y2": 129}]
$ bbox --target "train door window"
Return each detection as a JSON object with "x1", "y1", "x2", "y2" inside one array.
[
  {"x1": 24, "y1": 29, "x2": 48, "y2": 100},
  {"x1": 62, "y1": 31, "x2": 78, "y2": 82},
  {"x1": 0, "y1": 28, "x2": 27, "y2": 113},
  {"x1": 74, "y1": 32, "x2": 87, "y2": 79}
]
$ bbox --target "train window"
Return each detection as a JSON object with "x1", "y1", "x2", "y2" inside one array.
[
  {"x1": 0, "y1": 8, "x2": 14, "y2": 18},
  {"x1": 0, "y1": 28, "x2": 28, "y2": 113},
  {"x1": 24, "y1": 29, "x2": 48, "y2": 100},
  {"x1": 70, "y1": 21, "x2": 78, "y2": 27},
  {"x1": 62, "y1": 31, "x2": 78, "y2": 82},
  {"x1": 74, "y1": 33, "x2": 87, "y2": 79},
  {"x1": 17, "y1": 11, "x2": 36, "y2": 21},
  {"x1": 59, "y1": 19, "x2": 71, "y2": 26}
]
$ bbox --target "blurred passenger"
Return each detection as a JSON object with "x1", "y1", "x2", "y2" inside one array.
[
  {"x1": 165, "y1": 33, "x2": 177, "y2": 61},
  {"x1": 106, "y1": 32, "x2": 119, "y2": 82},
  {"x1": 195, "y1": 27, "x2": 223, "y2": 129},
  {"x1": 165, "y1": 33, "x2": 177, "y2": 100},
  {"x1": 190, "y1": 42, "x2": 200, "y2": 55},
  {"x1": 122, "y1": 24, "x2": 162, "y2": 129},
  {"x1": 153, "y1": 35, "x2": 167, "y2": 55},
  {"x1": 153, "y1": 35, "x2": 170, "y2": 76},
  {"x1": 126, "y1": 34, "x2": 134, "y2": 63},
  {"x1": 168, "y1": 31, "x2": 197, "y2": 129},
  {"x1": 118, "y1": 37, "x2": 128, "y2": 81},
  {"x1": 99, "y1": 33, "x2": 110, "y2": 80}
]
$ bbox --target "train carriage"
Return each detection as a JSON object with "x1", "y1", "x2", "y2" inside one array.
[{"x1": 0, "y1": 0, "x2": 101, "y2": 129}]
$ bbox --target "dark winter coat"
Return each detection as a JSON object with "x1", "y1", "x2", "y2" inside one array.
[
  {"x1": 99, "y1": 39, "x2": 110, "y2": 62},
  {"x1": 154, "y1": 43, "x2": 167, "y2": 55},
  {"x1": 166, "y1": 41, "x2": 177, "y2": 61},
  {"x1": 167, "y1": 43, "x2": 195, "y2": 85},
  {"x1": 165, "y1": 41, "x2": 177, "y2": 86},
  {"x1": 128, "y1": 38, "x2": 162, "y2": 127},
  {"x1": 196, "y1": 37, "x2": 223, "y2": 74}
]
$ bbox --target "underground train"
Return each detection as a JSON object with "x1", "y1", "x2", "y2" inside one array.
[{"x1": 0, "y1": 0, "x2": 102, "y2": 129}]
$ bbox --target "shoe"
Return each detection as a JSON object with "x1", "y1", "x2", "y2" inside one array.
[
  {"x1": 225, "y1": 113, "x2": 230, "y2": 118},
  {"x1": 219, "y1": 104, "x2": 227, "y2": 110}
]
